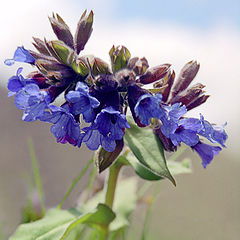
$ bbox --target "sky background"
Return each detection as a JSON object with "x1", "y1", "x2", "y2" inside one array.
[{"x1": 0, "y1": 0, "x2": 240, "y2": 238}]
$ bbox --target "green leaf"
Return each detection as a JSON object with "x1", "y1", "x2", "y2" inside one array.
[
  {"x1": 125, "y1": 153, "x2": 192, "y2": 181},
  {"x1": 10, "y1": 208, "x2": 80, "y2": 240},
  {"x1": 124, "y1": 117, "x2": 176, "y2": 185},
  {"x1": 60, "y1": 204, "x2": 115, "y2": 240},
  {"x1": 79, "y1": 177, "x2": 138, "y2": 233},
  {"x1": 10, "y1": 204, "x2": 115, "y2": 240}
]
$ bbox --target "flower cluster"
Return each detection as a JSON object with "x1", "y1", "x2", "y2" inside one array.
[{"x1": 5, "y1": 11, "x2": 227, "y2": 168}]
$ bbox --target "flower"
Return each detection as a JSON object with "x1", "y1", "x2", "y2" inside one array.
[
  {"x1": 167, "y1": 118, "x2": 202, "y2": 147},
  {"x1": 15, "y1": 84, "x2": 51, "y2": 122},
  {"x1": 79, "y1": 124, "x2": 116, "y2": 152},
  {"x1": 160, "y1": 103, "x2": 187, "y2": 138},
  {"x1": 66, "y1": 82, "x2": 100, "y2": 122},
  {"x1": 39, "y1": 105, "x2": 80, "y2": 146},
  {"x1": 95, "y1": 107, "x2": 130, "y2": 141},
  {"x1": 7, "y1": 68, "x2": 34, "y2": 97},
  {"x1": 192, "y1": 142, "x2": 222, "y2": 168},
  {"x1": 134, "y1": 93, "x2": 164, "y2": 126},
  {"x1": 199, "y1": 114, "x2": 227, "y2": 147},
  {"x1": 4, "y1": 46, "x2": 35, "y2": 66}
]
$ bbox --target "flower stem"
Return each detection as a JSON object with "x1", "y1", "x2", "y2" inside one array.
[
  {"x1": 57, "y1": 157, "x2": 93, "y2": 209},
  {"x1": 103, "y1": 161, "x2": 123, "y2": 239}
]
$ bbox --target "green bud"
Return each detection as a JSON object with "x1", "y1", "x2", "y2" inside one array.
[{"x1": 109, "y1": 45, "x2": 131, "y2": 73}]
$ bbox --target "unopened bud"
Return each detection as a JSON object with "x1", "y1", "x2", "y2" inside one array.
[
  {"x1": 172, "y1": 60, "x2": 200, "y2": 97},
  {"x1": 138, "y1": 64, "x2": 171, "y2": 84},
  {"x1": 128, "y1": 57, "x2": 149, "y2": 76}
]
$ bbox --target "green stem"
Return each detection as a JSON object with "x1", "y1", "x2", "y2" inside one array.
[
  {"x1": 27, "y1": 138, "x2": 45, "y2": 216},
  {"x1": 105, "y1": 162, "x2": 122, "y2": 208},
  {"x1": 57, "y1": 157, "x2": 93, "y2": 209},
  {"x1": 103, "y1": 162, "x2": 123, "y2": 240}
]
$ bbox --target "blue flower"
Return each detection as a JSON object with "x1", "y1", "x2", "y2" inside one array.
[
  {"x1": 66, "y1": 82, "x2": 100, "y2": 122},
  {"x1": 95, "y1": 107, "x2": 130, "y2": 141},
  {"x1": 79, "y1": 124, "x2": 116, "y2": 152},
  {"x1": 4, "y1": 46, "x2": 35, "y2": 66},
  {"x1": 7, "y1": 68, "x2": 34, "y2": 97},
  {"x1": 134, "y1": 94, "x2": 164, "y2": 125},
  {"x1": 167, "y1": 118, "x2": 202, "y2": 146},
  {"x1": 39, "y1": 105, "x2": 80, "y2": 146},
  {"x1": 199, "y1": 114, "x2": 227, "y2": 147},
  {"x1": 192, "y1": 142, "x2": 222, "y2": 168},
  {"x1": 160, "y1": 103, "x2": 187, "y2": 138},
  {"x1": 15, "y1": 84, "x2": 51, "y2": 121}
]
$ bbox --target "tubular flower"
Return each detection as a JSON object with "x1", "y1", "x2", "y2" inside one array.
[{"x1": 4, "y1": 10, "x2": 227, "y2": 169}]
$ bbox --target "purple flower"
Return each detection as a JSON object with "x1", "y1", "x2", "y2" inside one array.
[
  {"x1": 4, "y1": 46, "x2": 35, "y2": 66},
  {"x1": 134, "y1": 94, "x2": 164, "y2": 125},
  {"x1": 39, "y1": 105, "x2": 80, "y2": 146},
  {"x1": 95, "y1": 107, "x2": 130, "y2": 141},
  {"x1": 79, "y1": 124, "x2": 116, "y2": 152},
  {"x1": 15, "y1": 84, "x2": 51, "y2": 122},
  {"x1": 167, "y1": 118, "x2": 202, "y2": 146},
  {"x1": 160, "y1": 103, "x2": 187, "y2": 138},
  {"x1": 192, "y1": 142, "x2": 222, "y2": 168},
  {"x1": 7, "y1": 68, "x2": 34, "y2": 97},
  {"x1": 66, "y1": 82, "x2": 100, "y2": 122},
  {"x1": 199, "y1": 114, "x2": 227, "y2": 147}
]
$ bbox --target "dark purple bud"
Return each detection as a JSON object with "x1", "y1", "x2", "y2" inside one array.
[
  {"x1": 153, "y1": 121, "x2": 177, "y2": 152},
  {"x1": 186, "y1": 94, "x2": 210, "y2": 111},
  {"x1": 115, "y1": 69, "x2": 136, "y2": 89},
  {"x1": 26, "y1": 71, "x2": 50, "y2": 89},
  {"x1": 97, "y1": 139, "x2": 124, "y2": 173},
  {"x1": 172, "y1": 60, "x2": 200, "y2": 97},
  {"x1": 32, "y1": 37, "x2": 51, "y2": 56},
  {"x1": 74, "y1": 10, "x2": 93, "y2": 54},
  {"x1": 161, "y1": 70, "x2": 175, "y2": 102},
  {"x1": 138, "y1": 64, "x2": 171, "y2": 84},
  {"x1": 94, "y1": 74, "x2": 118, "y2": 93},
  {"x1": 128, "y1": 57, "x2": 149, "y2": 76},
  {"x1": 49, "y1": 13, "x2": 74, "y2": 49},
  {"x1": 47, "y1": 85, "x2": 68, "y2": 101},
  {"x1": 109, "y1": 45, "x2": 131, "y2": 73},
  {"x1": 169, "y1": 83, "x2": 205, "y2": 106}
]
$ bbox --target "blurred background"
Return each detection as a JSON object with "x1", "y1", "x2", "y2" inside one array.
[{"x1": 0, "y1": 0, "x2": 240, "y2": 239}]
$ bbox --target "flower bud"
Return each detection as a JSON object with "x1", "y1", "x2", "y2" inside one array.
[
  {"x1": 109, "y1": 45, "x2": 131, "y2": 73},
  {"x1": 49, "y1": 13, "x2": 74, "y2": 49},
  {"x1": 128, "y1": 57, "x2": 149, "y2": 76},
  {"x1": 74, "y1": 10, "x2": 93, "y2": 54},
  {"x1": 138, "y1": 64, "x2": 171, "y2": 84},
  {"x1": 115, "y1": 69, "x2": 136, "y2": 89},
  {"x1": 172, "y1": 60, "x2": 200, "y2": 97}
]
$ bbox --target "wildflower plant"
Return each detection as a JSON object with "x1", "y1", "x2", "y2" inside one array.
[{"x1": 5, "y1": 10, "x2": 227, "y2": 240}]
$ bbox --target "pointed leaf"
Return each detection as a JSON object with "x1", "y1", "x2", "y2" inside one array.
[
  {"x1": 124, "y1": 117, "x2": 176, "y2": 185},
  {"x1": 60, "y1": 204, "x2": 115, "y2": 240}
]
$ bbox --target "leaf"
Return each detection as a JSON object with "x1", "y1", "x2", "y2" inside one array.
[
  {"x1": 9, "y1": 208, "x2": 80, "y2": 240},
  {"x1": 10, "y1": 204, "x2": 115, "y2": 240},
  {"x1": 124, "y1": 153, "x2": 191, "y2": 181},
  {"x1": 60, "y1": 204, "x2": 115, "y2": 240},
  {"x1": 124, "y1": 117, "x2": 176, "y2": 185},
  {"x1": 79, "y1": 177, "x2": 138, "y2": 233}
]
